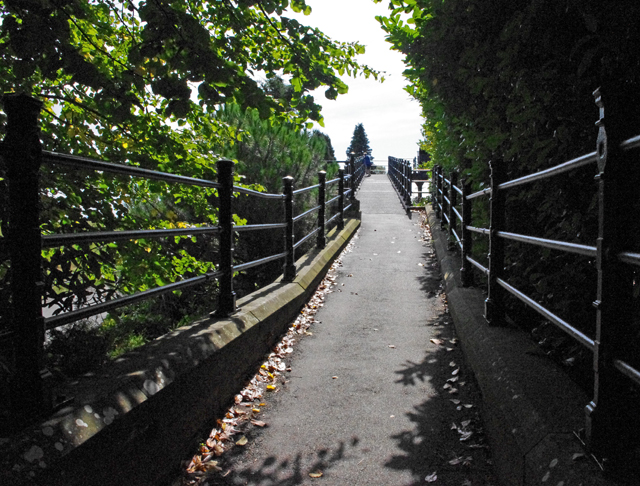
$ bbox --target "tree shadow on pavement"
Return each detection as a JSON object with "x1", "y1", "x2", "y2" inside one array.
[
  {"x1": 194, "y1": 436, "x2": 359, "y2": 486},
  {"x1": 383, "y1": 283, "x2": 497, "y2": 485}
]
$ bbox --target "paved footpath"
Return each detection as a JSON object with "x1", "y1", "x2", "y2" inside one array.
[{"x1": 209, "y1": 175, "x2": 497, "y2": 485}]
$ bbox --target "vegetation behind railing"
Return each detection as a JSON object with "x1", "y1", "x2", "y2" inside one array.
[
  {"x1": 0, "y1": 93, "x2": 365, "y2": 431},
  {"x1": 430, "y1": 88, "x2": 640, "y2": 457}
]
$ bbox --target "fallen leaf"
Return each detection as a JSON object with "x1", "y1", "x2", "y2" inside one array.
[
  {"x1": 449, "y1": 361, "x2": 457, "y2": 367},
  {"x1": 388, "y1": 345, "x2": 396, "y2": 348},
  {"x1": 450, "y1": 399, "x2": 461, "y2": 405},
  {"x1": 266, "y1": 385, "x2": 277, "y2": 391},
  {"x1": 448, "y1": 456, "x2": 465, "y2": 465},
  {"x1": 252, "y1": 408, "x2": 260, "y2": 413},
  {"x1": 446, "y1": 376, "x2": 459, "y2": 383},
  {"x1": 332, "y1": 376, "x2": 338, "y2": 379},
  {"x1": 309, "y1": 470, "x2": 323, "y2": 478},
  {"x1": 235, "y1": 436, "x2": 248, "y2": 446},
  {"x1": 430, "y1": 338, "x2": 444, "y2": 346},
  {"x1": 463, "y1": 403, "x2": 474, "y2": 409},
  {"x1": 452, "y1": 368, "x2": 460, "y2": 375},
  {"x1": 251, "y1": 420, "x2": 266, "y2": 427},
  {"x1": 459, "y1": 430, "x2": 473, "y2": 441},
  {"x1": 461, "y1": 420, "x2": 472, "y2": 427},
  {"x1": 425, "y1": 471, "x2": 438, "y2": 482},
  {"x1": 572, "y1": 452, "x2": 586, "y2": 461},
  {"x1": 446, "y1": 347, "x2": 454, "y2": 352}
]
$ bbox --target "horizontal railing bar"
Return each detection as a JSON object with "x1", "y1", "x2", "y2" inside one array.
[
  {"x1": 498, "y1": 152, "x2": 597, "y2": 191},
  {"x1": 619, "y1": 251, "x2": 640, "y2": 267},
  {"x1": 326, "y1": 178, "x2": 340, "y2": 186},
  {"x1": 453, "y1": 184, "x2": 463, "y2": 196},
  {"x1": 233, "y1": 223, "x2": 286, "y2": 232},
  {"x1": 293, "y1": 183, "x2": 320, "y2": 195},
  {"x1": 294, "y1": 227, "x2": 320, "y2": 250},
  {"x1": 621, "y1": 134, "x2": 640, "y2": 151},
  {"x1": 293, "y1": 205, "x2": 321, "y2": 223},
  {"x1": 326, "y1": 212, "x2": 340, "y2": 226},
  {"x1": 326, "y1": 194, "x2": 340, "y2": 206},
  {"x1": 344, "y1": 189, "x2": 352, "y2": 196},
  {"x1": 43, "y1": 151, "x2": 222, "y2": 189},
  {"x1": 496, "y1": 231, "x2": 597, "y2": 257},
  {"x1": 467, "y1": 225, "x2": 490, "y2": 235},
  {"x1": 233, "y1": 186, "x2": 285, "y2": 199},
  {"x1": 344, "y1": 203, "x2": 353, "y2": 212},
  {"x1": 467, "y1": 256, "x2": 489, "y2": 275},
  {"x1": 496, "y1": 278, "x2": 595, "y2": 351},
  {"x1": 467, "y1": 187, "x2": 492, "y2": 200},
  {"x1": 45, "y1": 270, "x2": 222, "y2": 330},
  {"x1": 233, "y1": 252, "x2": 287, "y2": 273},
  {"x1": 614, "y1": 359, "x2": 640, "y2": 386},
  {"x1": 452, "y1": 206, "x2": 463, "y2": 223},
  {"x1": 42, "y1": 226, "x2": 221, "y2": 247}
]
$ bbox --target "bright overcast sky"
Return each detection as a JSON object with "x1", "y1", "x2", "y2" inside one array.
[{"x1": 288, "y1": 0, "x2": 423, "y2": 162}]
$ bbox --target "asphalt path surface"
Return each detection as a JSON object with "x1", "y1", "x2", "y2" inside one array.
[{"x1": 198, "y1": 175, "x2": 496, "y2": 485}]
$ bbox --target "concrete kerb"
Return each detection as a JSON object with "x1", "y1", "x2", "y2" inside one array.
[
  {"x1": 425, "y1": 205, "x2": 615, "y2": 486},
  {"x1": 1, "y1": 217, "x2": 360, "y2": 486}
]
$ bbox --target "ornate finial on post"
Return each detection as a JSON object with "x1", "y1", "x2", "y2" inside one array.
[{"x1": 593, "y1": 87, "x2": 607, "y2": 175}]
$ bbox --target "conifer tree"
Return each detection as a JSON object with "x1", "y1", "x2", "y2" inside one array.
[{"x1": 346, "y1": 123, "x2": 371, "y2": 157}]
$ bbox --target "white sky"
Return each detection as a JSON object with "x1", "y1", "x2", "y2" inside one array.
[{"x1": 288, "y1": 0, "x2": 423, "y2": 162}]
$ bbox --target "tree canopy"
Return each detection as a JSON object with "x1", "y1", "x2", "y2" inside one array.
[
  {"x1": 0, "y1": 0, "x2": 379, "y2": 326},
  {"x1": 346, "y1": 123, "x2": 371, "y2": 157}
]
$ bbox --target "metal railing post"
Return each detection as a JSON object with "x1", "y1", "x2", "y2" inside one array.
[
  {"x1": 484, "y1": 159, "x2": 505, "y2": 325},
  {"x1": 3, "y1": 93, "x2": 52, "y2": 425},
  {"x1": 433, "y1": 166, "x2": 440, "y2": 218},
  {"x1": 440, "y1": 171, "x2": 447, "y2": 230},
  {"x1": 216, "y1": 159, "x2": 236, "y2": 316},
  {"x1": 460, "y1": 179, "x2": 473, "y2": 287},
  {"x1": 317, "y1": 171, "x2": 326, "y2": 249},
  {"x1": 338, "y1": 168, "x2": 345, "y2": 230},
  {"x1": 448, "y1": 171, "x2": 458, "y2": 249},
  {"x1": 349, "y1": 153, "x2": 357, "y2": 204},
  {"x1": 585, "y1": 87, "x2": 636, "y2": 455},
  {"x1": 405, "y1": 159, "x2": 412, "y2": 206},
  {"x1": 283, "y1": 176, "x2": 296, "y2": 281}
]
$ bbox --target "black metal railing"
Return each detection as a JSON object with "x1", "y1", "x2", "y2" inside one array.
[
  {"x1": 0, "y1": 93, "x2": 365, "y2": 426},
  {"x1": 388, "y1": 156, "x2": 431, "y2": 210},
  {"x1": 429, "y1": 88, "x2": 640, "y2": 456}
]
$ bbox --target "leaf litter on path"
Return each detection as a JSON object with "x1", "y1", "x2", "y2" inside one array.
[{"x1": 172, "y1": 233, "x2": 360, "y2": 485}]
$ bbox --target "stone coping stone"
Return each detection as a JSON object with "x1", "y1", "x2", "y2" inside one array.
[
  {"x1": 0, "y1": 218, "x2": 360, "y2": 486},
  {"x1": 425, "y1": 205, "x2": 617, "y2": 486}
]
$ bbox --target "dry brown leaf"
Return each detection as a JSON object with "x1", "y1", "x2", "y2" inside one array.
[
  {"x1": 309, "y1": 470, "x2": 323, "y2": 478},
  {"x1": 430, "y1": 338, "x2": 444, "y2": 346},
  {"x1": 425, "y1": 471, "x2": 438, "y2": 482},
  {"x1": 388, "y1": 344, "x2": 396, "y2": 348},
  {"x1": 235, "y1": 436, "x2": 248, "y2": 446},
  {"x1": 251, "y1": 420, "x2": 266, "y2": 427}
]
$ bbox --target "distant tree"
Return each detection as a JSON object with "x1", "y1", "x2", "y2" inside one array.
[
  {"x1": 312, "y1": 130, "x2": 337, "y2": 161},
  {"x1": 346, "y1": 123, "x2": 371, "y2": 157}
]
